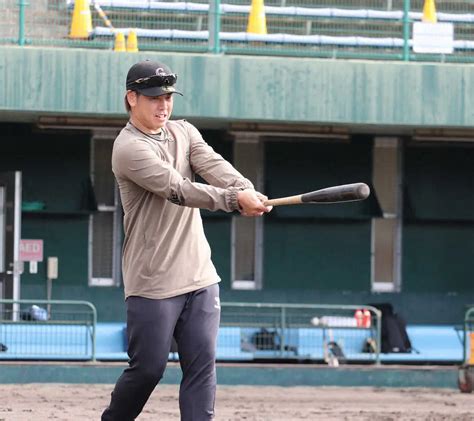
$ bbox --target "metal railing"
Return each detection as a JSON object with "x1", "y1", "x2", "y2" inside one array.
[
  {"x1": 220, "y1": 302, "x2": 382, "y2": 364},
  {"x1": 458, "y1": 306, "x2": 474, "y2": 393},
  {"x1": 462, "y1": 306, "x2": 474, "y2": 366},
  {"x1": 1, "y1": 1, "x2": 474, "y2": 62},
  {"x1": 0, "y1": 299, "x2": 97, "y2": 361}
]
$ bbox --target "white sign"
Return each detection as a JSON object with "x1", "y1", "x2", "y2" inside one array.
[
  {"x1": 413, "y1": 22, "x2": 454, "y2": 54},
  {"x1": 19, "y1": 239, "x2": 44, "y2": 262},
  {"x1": 47, "y1": 257, "x2": 59, "y2": 280},
  {"x1": 29, "y1": 261, "x2": 38, "y2": 274}
]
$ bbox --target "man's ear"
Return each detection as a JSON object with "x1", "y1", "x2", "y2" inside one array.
[{"x1": 126, "y1": 90, "x2": 138, "y2": 107}]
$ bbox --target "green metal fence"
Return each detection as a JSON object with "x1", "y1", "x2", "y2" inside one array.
[
  {"x1": 220, "y1": 302, "x2": 382, "y2": 364},
  {"x1": 1, "y1": 0, "x2": 474, "y2": 62},
  {"x1": 0, "y1": 299, "x2": 97, "y2": 361}
]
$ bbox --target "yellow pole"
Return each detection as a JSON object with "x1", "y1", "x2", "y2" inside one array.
[
  {"x1": 247, "y1": 0, "x2": 267, "y2": 35},
  {"x1": 69, "y1": 0, "x2": 92, "y2": 39},
  {"x1": 422, "y1": 0, "x2": 437, "y2": 23}
]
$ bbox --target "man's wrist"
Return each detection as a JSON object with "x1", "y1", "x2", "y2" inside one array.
[{"x1": 227, "y1": 187, "x2": 245, "y2": 211}]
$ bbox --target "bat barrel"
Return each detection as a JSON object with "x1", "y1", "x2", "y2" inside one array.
[
  {"x1": 301, "y1": 183, "x2": 370, "y2": 203},
  {"x1": 263, "y1": 183, "x2": 371, "y2": 207}
]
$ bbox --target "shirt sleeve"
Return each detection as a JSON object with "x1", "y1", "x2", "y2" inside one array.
[
  {"x1": 185, "y1": 122, "x2": 255, "y2": 191},
  {"x1": 113, "y1": 138, "x2": 243, "y2": 212}
]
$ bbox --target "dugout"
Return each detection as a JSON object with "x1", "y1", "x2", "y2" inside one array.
[{"x1": 0, "y1": 46, "x2": 473, "y2": 327}]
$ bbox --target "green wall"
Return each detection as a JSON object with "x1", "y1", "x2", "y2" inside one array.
[
  {"x1": 3, "y1": 46, "x2": 474, "y2": 127},
  {"x1": 403, "y1": 223, "x2": 474, "y2": 292},
  {"x1": 402, "y1": 144, "x2": 474, "y2": 293},
  {"x1": 404, "y1": 146, "x2": 474, "y2": 221},
  {"x1": 2, "y1": 44, "x2": 474, "y2": 325},
  {"x1": 1, "y1": 112, "x2": 473, "y2": 324},
  {"x1": 264, "y1": 220, "x2": 371, "y2": 291},
  {"x1": 264, "y1": 138, "x2": 375, "y2": 219},
  {"x1": 0, "y1": 124, "x2": 103, "y2": 314},
  {"x1": 0, "y1": 124, "x2": 91, "y2": 211},
  {"x1": 262, "y1": 138, "x2": 374, "y2": 291}
]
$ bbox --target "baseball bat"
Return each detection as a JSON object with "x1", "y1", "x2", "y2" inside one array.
[{"x1": 263, "y1": 183, "x2": 370, "y2": 206}]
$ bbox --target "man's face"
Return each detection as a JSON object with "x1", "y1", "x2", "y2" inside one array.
[{"x1": 127, "y1": 91, "x2": 174, "y2": 132}]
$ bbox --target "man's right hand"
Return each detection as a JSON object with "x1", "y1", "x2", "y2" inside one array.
[{"x1": 237, "y1": 189, "x2": 273, "y2": 217}]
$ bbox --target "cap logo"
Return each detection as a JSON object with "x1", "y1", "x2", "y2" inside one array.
[{"x1": 155, "y1": 68, "x2": 166, "y2": 76}]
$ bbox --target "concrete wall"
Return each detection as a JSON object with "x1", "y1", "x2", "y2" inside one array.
[{"x1": 2, "y1": 46, "x2": 474, "y2": 128}]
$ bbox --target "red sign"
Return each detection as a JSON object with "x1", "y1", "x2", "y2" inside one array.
[{"x1": 19, "y1": 239, "x2": 44, "y2": 262}]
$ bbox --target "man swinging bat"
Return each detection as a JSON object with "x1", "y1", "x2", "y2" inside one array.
[
  {"x1": 102, "y1": 59, "x2": 370, "y2": 421},
  {"x1": 101, "y1": 60, "x2": 272, "y2": 421}
]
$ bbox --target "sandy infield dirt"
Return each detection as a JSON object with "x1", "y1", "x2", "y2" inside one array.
[{"x1": 0, "y1": 383, "x2": 472, "y2": 420}]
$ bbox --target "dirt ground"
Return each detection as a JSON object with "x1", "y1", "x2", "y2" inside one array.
[{"x1": 0, "y1": 383, "x2": 472, "y2": 421}]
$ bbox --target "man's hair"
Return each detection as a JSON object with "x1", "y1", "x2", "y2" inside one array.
[{"x1": 124, "y1": 91, "x2": 140, "y2": 113}]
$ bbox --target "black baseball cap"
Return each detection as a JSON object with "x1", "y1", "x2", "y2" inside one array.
[{"x1": 126, "y1": 60, "x2": 183, "y2": 97}]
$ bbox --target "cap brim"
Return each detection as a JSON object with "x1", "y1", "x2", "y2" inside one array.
[{"x1": 135, "y1": 86, "x2": 183, "y2": 97}]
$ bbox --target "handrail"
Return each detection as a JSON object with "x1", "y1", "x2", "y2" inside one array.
[
  {"x1": 91, "y1": 27, "x2": 474, "y2": 52},
  {"x1": 221, "y1": 302, "x2": 382, "y2": 364},
  {"x1": 65, "y1": 1, "x2": 474, "y2": 24},
  {"x1": 0, "y1": 299, "x2": 97, "y2": 361}
]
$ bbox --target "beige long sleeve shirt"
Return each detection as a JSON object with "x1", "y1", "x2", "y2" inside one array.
[{"x1": 112, "y1": 120, "x2": 253, "y2": 299}]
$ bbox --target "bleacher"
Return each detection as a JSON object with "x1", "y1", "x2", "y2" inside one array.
[
  {"x1": 4, "y1": 0, "x2": 474, "y2": 60},
  {"x1": 64, "y1": 0, "x2": 474, "y2": 55}
]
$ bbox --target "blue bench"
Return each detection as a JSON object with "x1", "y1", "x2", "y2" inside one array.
[
  {"x1": 216, "y1": 327, "x2": 253, "y2": 361},
  {"x1": 389, "y1": 325, "x2": 463, "y2": 363},
  {"x1": 0, "y1": 322, "x2": 465, "y2": 363},
  {"x1": 267, "y1": 325, "x2": 464, "y2": 363},
  {"x1": 93, "y1": 324, "x2": 466, "y2": 363},
  {"x1": 95, "y1": 322, "x2": 179, "y2": 361},
  {"x1": 95, "y1": 322, "x2": 128, "y2": 361},
  {"x1": 297, "y1": 327, "x2": 373, "y2": 360},
  {"x1": 0, "y1": 323, "x2": 93, "y2": 360}
]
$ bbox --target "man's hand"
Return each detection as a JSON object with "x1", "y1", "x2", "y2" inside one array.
[{"x1": 237, "y1": 189, "x2": 273, "y2": 216}]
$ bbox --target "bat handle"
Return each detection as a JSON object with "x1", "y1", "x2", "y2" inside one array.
[{"x1": 264, "y1": 195, "x2": 302, "y2": 207}]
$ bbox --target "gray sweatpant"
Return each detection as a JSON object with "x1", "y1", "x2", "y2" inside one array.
[{"x1": 102, "y1": 283, "x2": 221, "y2": 421}]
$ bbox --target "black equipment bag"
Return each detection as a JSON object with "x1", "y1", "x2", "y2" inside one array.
[
  {"x1": 252, "y1": 328, "x2": 280, "y2": 350},
  {"x1": 370, "y1": 303, "x2": 412, "y2": 353}
]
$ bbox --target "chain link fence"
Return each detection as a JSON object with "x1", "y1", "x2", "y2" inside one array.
[{"x1": 1, "y1": 1, "x2": 474, "y2": 61}]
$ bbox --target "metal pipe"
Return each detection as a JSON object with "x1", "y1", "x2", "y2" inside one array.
[
  {"x1": 208, "y1": 0, "x2": 221, "y2": 54},
  {"x1": 374, "y1": 308, "x2": 382, "y2": 365},
  {"x1": 464, "y1": 307, "x2": 474, "y2": 365},
  {"x1": 12, "y1": 172, "x2": 22, "y2": 320},
  {"x1": 280, "y1": 306, "x2": 286, "y2": 355},
  {"x1": 18, "y1": 0, "x2": 28, "y2": 46},
  {"x1": 402, "y1": 0, "x2": 411, "y2": 61}
]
